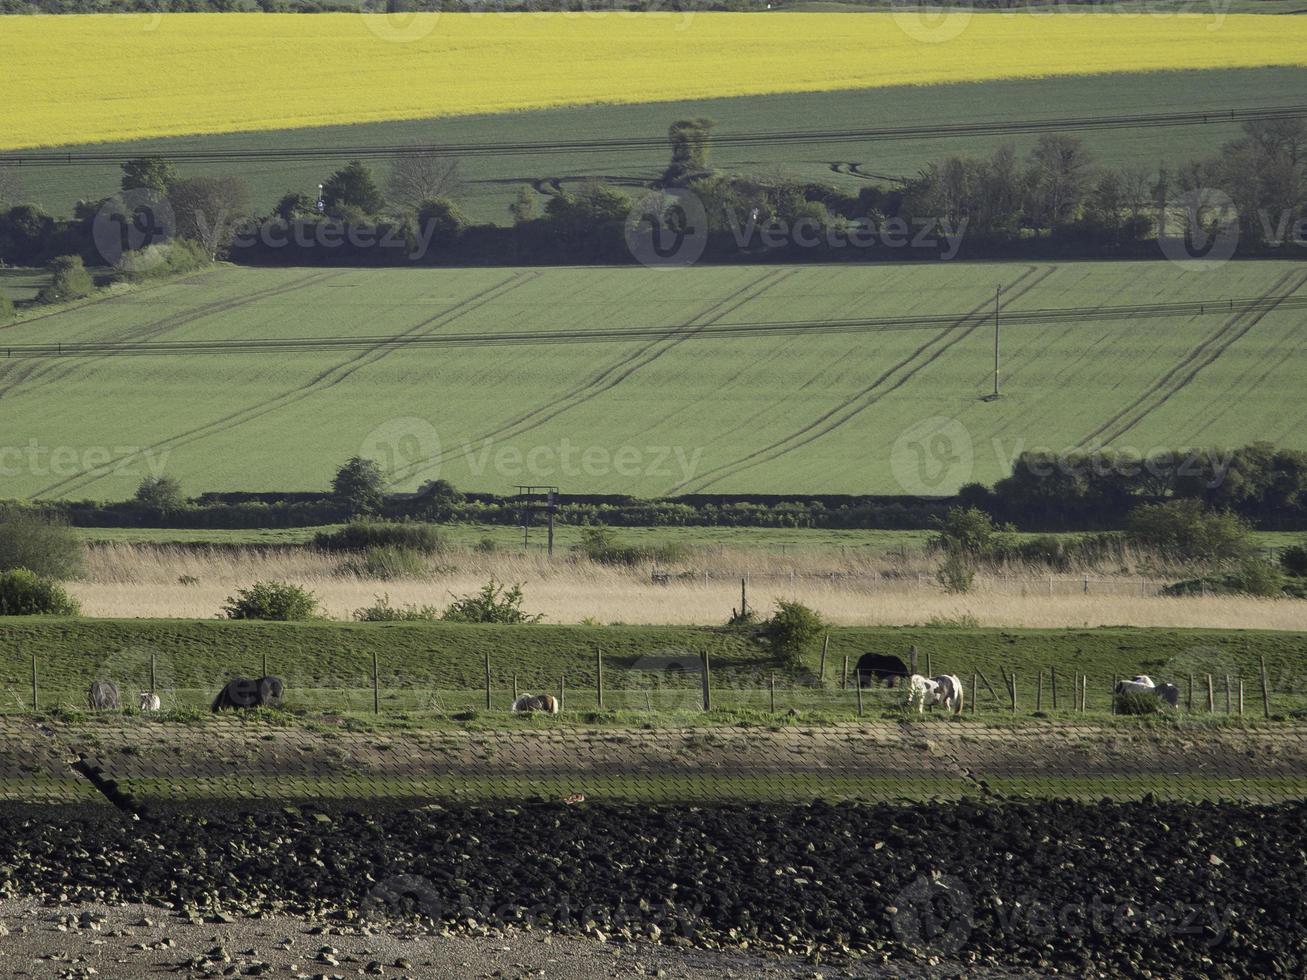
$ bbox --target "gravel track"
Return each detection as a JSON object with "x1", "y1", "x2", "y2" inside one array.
[{"x1": 0, "y1": 800, "x2": 1302, "y2": 977}]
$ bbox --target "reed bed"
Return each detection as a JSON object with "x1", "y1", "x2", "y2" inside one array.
[{"x1": 70, "y1": 543, "x2": 1307, "y2": 630}]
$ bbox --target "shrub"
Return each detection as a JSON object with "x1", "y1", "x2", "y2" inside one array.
[
  {"x1": 574, "y1": 527, "x2": 689, "y2": 566},
  {"x1": 0, "y1": 506, "x2": 83, "y2": 580},
  {"x1": 0, "y1": 568, "x2": 80, "y2": 615},
  {"x1": 1115, "y1": 690, "x2": 1164, "y2": 715},
  {"x1": 1280, "y1": 543, "x2": 1307, "y2": 578},
  {"x1": 762, "y1": 599, "x2": 824, "y2": 669},
  {"x1": 337, "y1": 545, "x2": 429, "y2": 579},
  {"x1": 473, "y1": 536, "x2": 499, "y2": 554},
  {"x1": 935, "y1": 552, "x2": 975, "y2": 594},
  {"x1": 442, "y1": 578, "x2": 542, "y2": 624},
  {"x1": 0, "y1": 293, "x2": 13, "y2": 324},
  {"x1": 36, "y1": 255, "x2": 94, "y2": 304},
  {"x1": 314, "y1": 520, "x2": 446, "y2": 554},
  {"x1": 222, "y1": 580, "x2": 321, "y2": 621},
  {"x1": 1228, "y1": 556, "x2": 1284, "y2": 597},
  {"x1": 353, "y1": 593, "x2": 441, "y2": 622},
  {"x1": 931, "y1": 506, "x2": 1006, "y2": 558},
  {"x1": 1126, "y1": 499, "x2": 1251, "y2": 562}
]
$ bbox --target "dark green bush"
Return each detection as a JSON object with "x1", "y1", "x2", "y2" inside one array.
[
  {"x1": 222, "y1": 580, "x2": 321, "y2": 621},
  {"x1": 762, "y1": 599, "x2": 824, "y2": 669},
  {"x1": 442, "y1": 579, "x2": 541, "y2": 624},
  {"x1": 0, "y1": 568, "x2": 80, "y2": 615},
  {"x1": 353, "y1": 593, "x2": 441, "y2": 622},
  {"x1": 0, "y1": 506, "x2": 83, "y2": 580},
  {"x1": 314, "y1": 521, "x2": 447, "y2": 554},
  {"x1": 574, "y1": 527, "x2": 689, "y2": 566},
  {"x1": 1126, "y1": 499, "x2": 1251, "y2": 562},
  {"x1": 1280, "y1": 543, "x2": 1307, "y2": 578},
  {"x1": 36, "y1": 254, "x2": 94, "y2": 304}
]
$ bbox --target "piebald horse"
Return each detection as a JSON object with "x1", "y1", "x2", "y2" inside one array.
[{"x1": 904, "y1": 674, "x2": 965, "y2": 716}]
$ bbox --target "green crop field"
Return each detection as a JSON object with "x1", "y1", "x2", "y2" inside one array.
[
  {"x1": 7, "y1": 67, "x2": 1303, "y2": 223},
  {"x1": 1, "y1": 259, "x2": 1305, "y2": 499}
]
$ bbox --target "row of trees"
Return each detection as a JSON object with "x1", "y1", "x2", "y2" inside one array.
[{"x1": 4, "y1": 117, "x2": 1303, "y2": 272}]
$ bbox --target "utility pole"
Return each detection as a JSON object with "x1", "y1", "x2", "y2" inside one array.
[{"x1": 992, "y1": 283, "x2": 1002, "y2": 400}]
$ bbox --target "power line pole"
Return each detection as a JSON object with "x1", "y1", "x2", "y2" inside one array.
[{"x1": 992, "y1": 283, "x2": 1002, "y2": 400}]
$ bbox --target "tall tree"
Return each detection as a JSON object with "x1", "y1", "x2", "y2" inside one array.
[
  {"x1": 387, "y1": 145, "x2": 463, "y2": 213},
  {"x1": 1025, "y1": 135, "x2": 1092, "y2": 233},
  {"x1": 121, "y1": 157, "x2": 177, "y2": 195},
  {"x1": 170, "y1": 176, "x2": 252, "y2": 258},
  {"x1": 322, "y1": 160, "x2": 384, "y2": 216},
  {"x1": 664, "y1": 118, "x2": 716, "y2": 182}
]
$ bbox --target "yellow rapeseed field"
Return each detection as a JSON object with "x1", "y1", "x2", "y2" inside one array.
[{"x1": 2, "y1": 12, "x2": 1305, "y2": 150}]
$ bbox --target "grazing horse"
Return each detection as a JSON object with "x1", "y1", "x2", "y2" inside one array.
[
  {"x1": 211, "y1": 676, "x2": 284, "y2": 712},
  {"x1": 855, "y1": 653, "x2": 910, "y2": 688},
  {"x1": 138, "y1": 692, "x2": 161, "y2": 712},
  {"x1": 511, "y1": 693, "x2": 559, "y2": 715},
  {"x1": 932, "y1": 674, "x2": 964, "y2": 715},
  {"x1": 904, "y1": 674, "x2": 940, "y2": 714},
  {"x1": 88, "y1": 681, "x2": 120, "y2": 710}
]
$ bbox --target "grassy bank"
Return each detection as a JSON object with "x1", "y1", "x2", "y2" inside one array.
[{"x1": 1, "y1": 618, "x2": 1303, "y2": 715}]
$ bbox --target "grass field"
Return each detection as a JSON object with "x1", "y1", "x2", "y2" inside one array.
[
  {"x1": 1, "y1": 618, "x2": 1303, "y2": 711},
  {"x1": 4, "y1": 14, "x2": 1303, "y2": 151},
  {"x1": 10, "y1": 67, "x2": 1304, "y2": 222},
  {"x1": 2, "y1": 261, "x2": 1305, "y2": 498}
]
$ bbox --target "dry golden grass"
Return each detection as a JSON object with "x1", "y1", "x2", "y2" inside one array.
[{"x1": 71, "y1": 543, "x2": 1307, "y2": 631}]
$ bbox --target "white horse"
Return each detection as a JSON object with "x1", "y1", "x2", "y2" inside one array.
[
  {"x1": 511, "y1": 693, "x2": 559, "y2": 715},
  {"x1": 932, "y1": 674, "x2": 964, "y2": 716},
  {"x1": 904, "y1": 674, "x2": 940, "y2": 714},
  {"x1": 904, "y1": 674, "x2": 964, "y2": 715},
  {"x1": 138, "y1": 692, "x2": 161, "y2": 712}
]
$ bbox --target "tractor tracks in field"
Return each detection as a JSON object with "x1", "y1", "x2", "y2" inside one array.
[
  {"x1": 395, "y1": 268, "x2": 797, "y2": 489},
  {"x1": 0, "y1": 269, "x2": 347, "y2": 403},
  {"x1": 1075, "y1": 268, "x2": 1307, "y2": 450},
  {"x1": 670, "y1": 265, "x2": 1056, "y2": 494},
  {"x1": 33, "y1": 272, "x2": 536, "y2": 499}
]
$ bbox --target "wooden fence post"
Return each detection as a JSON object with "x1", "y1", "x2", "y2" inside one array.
[
  {"x1": 373, "y1": 650, "x2": 380, "y2": 715},
  {"x1": 1205, "y1": 674, "x2": 1214, "y2": 713},
  {"x1": 1036, "y1": 671, "x2": 1043, "y2": 712},
  {"x1": 970, "y1": 672, "x2": 977, "y2": 714},
  {"x1": 925, "y1": 649, "x2": 932, "y2": 679},
  {"x1": 1224, "y1": 674, "x2": 1231, "y2": 715},
  {"x1": 1238, "y1": 679, "x2": 1245, "y2": 717},
  {"x1": 1111, "y1": 675, "x2": 1118, "y2": 716},
  {"x1": 596, "y1": 646, "x2": 604, "y2": 709},
  {"x1": 976, "y1": 670, "x2": 1000, "y2": 704},
  {"x1": 740, "y1": 577, "x2": 748, "y2": 619},
  {"x1": 819, "y1": 633, "x2": 829, "y2": 684},
  {"x1": 1187, "y1": 673, "x2": 1194, "y2": 712},
  {"x1": 512, "y1": 673, "x2": 518, "y2": 703},
  {"x1": 1009, "y1": 672, "x2": 1017, "y2": 714},
  {"x1": 484, "y1": 650, "x2": 492, "y2": 711},
  {"x1": 1080, "y1": 675, "x2": 1087, "y2": 712},
  {"x1": 560, "y1": 674, "x2": 566, "y2": 713},
  {"x1": 842, "y1": 654, "x2": 849, "y2": 690},
  {"x1": 31, "y1": 653, "x2": 37, "y2": 712},
  {"x1": 1051, "y1": 666, "x2": 1058, "y2": 710},
  {"x1": 856, "y1": 677, "x2": 863, "y2": 718},
  {"x1": 769, "y1": 673, "x2": 776, "y2": 714},
  {"x1": 262, "y1": 651, "x2": 268, "y2": 679},
  {"x1": 700, "y1": 650, "x2": 711, "y2": 712},
  {"x1": 150, "y1": 652, "x2": 156, "y2": 694},
  {"x1": 1260, "y1": 656, "x2": 1271, "y2": 719},
  {"x1": 909, "y1": 645, "x2": 919, "y2": 675}
]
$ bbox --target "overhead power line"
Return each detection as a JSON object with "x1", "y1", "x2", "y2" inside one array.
[
  {"x1": 3, "y1": 104, "x2": 1304, "y2": 167},
  {"x1": 3, "y1": 293, "x2": 1304, "y2": 359}
]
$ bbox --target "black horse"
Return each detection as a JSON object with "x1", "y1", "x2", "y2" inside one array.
[
  {"x1": 211, "y1": 675, "x2": 284, "y2": 712},
  {"x1": 855, "y1": 653, "x2": 910, "y2": 688}
]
